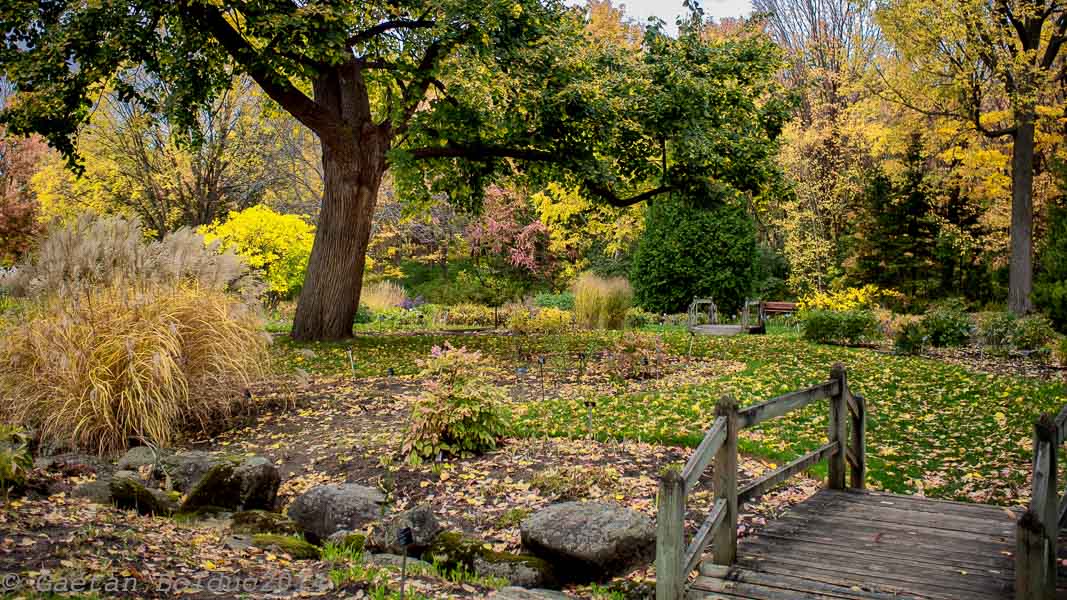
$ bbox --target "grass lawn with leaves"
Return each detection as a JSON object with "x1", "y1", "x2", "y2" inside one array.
[{"x1": 273, "y1": 327, "x2": 1066, "y2": 505}]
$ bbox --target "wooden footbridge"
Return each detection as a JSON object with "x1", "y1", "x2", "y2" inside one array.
[{"x1": 655, "y1": 365, "x2": 1067, "y2": 600}]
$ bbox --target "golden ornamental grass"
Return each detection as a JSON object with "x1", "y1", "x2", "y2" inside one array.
[
  {"x1": 0, "y1": 283, "x2": 269, "y2": 455},
  {"x1": 573, "y1": 272, "x2": 633, "y2": 330},
  {"x1": 361, "y1": 280, "x2": 408, "y2": 311}
]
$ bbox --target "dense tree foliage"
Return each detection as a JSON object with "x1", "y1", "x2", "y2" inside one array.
[
  {"x1": 630, "y1": 195, "x2": 757, "y2": 315},
  {"x1": 0, "y1": 0, "x2": 789, "y2": 339}
]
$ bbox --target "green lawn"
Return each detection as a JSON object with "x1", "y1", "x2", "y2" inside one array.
[{"x1": 273, "y1": 328, "x2": 1066, "y2": 505}]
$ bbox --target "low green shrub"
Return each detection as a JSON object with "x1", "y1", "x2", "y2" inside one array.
[
  {"x1": 920, "y1": 300, "x2": 972, "y2": 347},
  {"x1": 402, "y1": 343, "x2": 508, "y2": 462},
  {"x1": 801, "y1": 309, "x2": 881, "y2": 345},
  {"x1": 975, "y1": 311, "x2": 1017, "y2": 350},
  {"x1": 443, "y1": 303, "x2": 496, "y2": 327},
  {"x1": 533, "y1": 291, "x2": 574, "y2": 310},
  {"x1": 1014, "y1": 314, "x2": 1057, "y2": 351},
  {"x1": 894, "y1": 320, "x2": 926, "y2": 355},
  {"x1": 1056, "y1": 337, "x2": 1067, "y2": 366}
]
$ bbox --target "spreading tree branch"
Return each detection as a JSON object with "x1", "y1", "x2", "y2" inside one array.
[
  {"x1": 182, "y1": 2, "x2": 341, "y2": 142},
  {"x1": 347, "y1": 19, "x2": 436, "y2": 47}
]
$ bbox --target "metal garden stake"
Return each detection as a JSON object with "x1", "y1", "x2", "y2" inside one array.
[{"x1": 398, "y1": 526, "x2": 414, "y2": 599}]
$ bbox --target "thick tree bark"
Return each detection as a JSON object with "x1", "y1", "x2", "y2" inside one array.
[
  {"x1": 1008, "y1": 115, "x2": 1036, "y2": 315},
  {"x1": 291, "y1": 64, "x2": 389, "y2": 340}
]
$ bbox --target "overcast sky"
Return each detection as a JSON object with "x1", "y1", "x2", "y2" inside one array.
[{"x1": 612, "y1": 0, "x2": 755, "y2": 33}]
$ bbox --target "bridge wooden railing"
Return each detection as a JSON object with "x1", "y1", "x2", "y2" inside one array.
[
  {"x1": 654, "y1": 364, "x2": 866, "y2": 600},
  {"x1": 1016, "y1": 405, "x2": 1067, "y2": 599}
]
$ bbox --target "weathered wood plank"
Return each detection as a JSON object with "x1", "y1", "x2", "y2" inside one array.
[
  {"x1": 737, "y1": 442, "x2": 836, "y2": 504},
  {"x1": 1016, "y1": 509, "x2": 1056, "y2": 600},
  {"x1": 737, "y1": 381, "x2": 837, "y2": 429},
  {"x1": 685, "y1": 499, "x2": 727, "y2": 576},
  {"x1": 683, "y1": 417, "x2": 727, "y2": 494},
  {"x1": 711, "y1": 395, "x2": 739, "y2": 566},
  {"x1": 827, "y1": 364, "x2": 847, "y2": 490},
  {"x1": 697, "y1": 565, "x2": 925, "y2": 600},
  {"x1": 656, "y1": 468, "x2": 686, "y2": 600}
]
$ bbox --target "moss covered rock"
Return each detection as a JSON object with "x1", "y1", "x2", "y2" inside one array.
[
  {"x1": 179, "y1": 456, "x2": 280, "y2": 513},
  {"x1": 425, "y1": 532, "x2": 555, "y2": 588},
  {"x1": 325, "y1": 530, "x2": 367, "y2": 552},
  {"x1": 110, "y1": 477, "x2": 175, "y2": 516},
  {"x1": 232, "y1": 510, "x2": 299, "y2": 535},
  {"x1": 251, "y1": 535, "x2": 320, "y2": 560}
]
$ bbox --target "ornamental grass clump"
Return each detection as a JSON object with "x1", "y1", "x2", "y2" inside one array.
[
  {"x1": 361, "y1": 280, "x2": 408, "y2": 312},
  {"x1": 402, "y1": 343, "x2": 507, "y2": 463},
  {"x1": 0, "y1": 214, "x2": 269, "y2": 455},
  {"x1": 573, "y1": 272, "x2": 633, "y2": 330}
]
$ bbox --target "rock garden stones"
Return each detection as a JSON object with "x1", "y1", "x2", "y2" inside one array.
[
  {"x1": 426, "y1": 531, "x2": 555, "y2": 589},
  {"x1": 287, "y1": 483, "x2": 387, "y2": 544},
  {"x1": 178, "y1": 455, "x2": 280, "y2": 513},
  {"x1": 109, "y1": 476, "x2": 177, "y2": 516},
  {"x1": 251, "y1": 534, "x2": 321, "y2": 560},
  {"x1": 367, "y1": 505, "x2": 442, "y2": 554},
  {"x1": 520, "y1": 501, "x2": 654, "y2": 582}
]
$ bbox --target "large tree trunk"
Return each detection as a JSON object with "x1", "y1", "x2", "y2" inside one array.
[
  {"x1": 291, "y1": 64, "x2": 388, "y2": 341},
  {"x1": 1008, "y1": 116, "x2": 1036, "y2": 315}
]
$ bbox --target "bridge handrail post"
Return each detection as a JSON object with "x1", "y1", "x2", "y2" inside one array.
[
  {"x1": 711, "y1": 394, "x2": 739, "y2": 565},
  {"x1": 655, "y1": 467, "x2": 685, "y2": 600},
  {"x1": 827, "y1": 364, "x2": 848, "y2": 490},
  {"x1": 1017, "y1": 414, "x2": 1058, "y2": 600}
]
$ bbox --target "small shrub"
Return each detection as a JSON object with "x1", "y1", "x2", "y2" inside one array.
[
  {"x1": 0, "y1": 424, "x2": 32, "y2": 497},
  {"x1": 533, "y1": 291, "x2": 574, "y2": 310},
  {"x1": 1014, "y1": 314, "x2": 1057, "y2": 351},
  {"x1": 199, "y1": 205, "x2": 313, "y2": 301},
  {"x1": 920, "y1": 300, "x2": 972, "y2": 347},
  {"x1": 609, "y1": 332, "x2": 666, "y2": 379},
  {"x1": 508, "y1": 307, "x2": 572, "y2": 334},
  {"x1": 797, "y1": 285, "x2": 902, "y2": 312},
  {"x1": 1055, "y1": 337, "x2": 1067, "y2": 366},
  {"x1": 402, "y1": 343, "x2": 508, "y2": 462},
  {"x1": 801, "y1": 309, "x2": 881, "y2": 345},
  {"x1": 975, "y1": 311, "x2": 1018, "y2": 350},
  {"x1": 0, "y1": 283, "x2": 269, "y2": 454},
  {"x1": 573, "y1": 272, "x2": 632, "y2": 329},
  {"x1": 361, "y1": 280, "x2": 408, "y2": 312},
  {"x1": 444, "y1": 303, "x2": 496, "y2": 327},
  {"x1": 624, "y1": 307, "x2": 657, "y2": 329},
  {"x1": 894, "y1": 320, "x2": 926, "y2": 355}
]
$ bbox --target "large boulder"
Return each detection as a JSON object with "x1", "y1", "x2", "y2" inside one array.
[
  {"x1": 110, "y1": 476, "x2": 176, "y2": 516},
  {"x1": 159, "y1": 451, "x2": 224, "y2": 492},
  {"x1": 179, "y1": 456, "x2": 280, "y2": 513},
  {"x1": 426, "y1": 532, "x2": 555, "y2": 589},
  {"x1": 287, "y1": 484, "x2": 387, "y2": 544},
  {"x1": 520, "y1": 502, "x2": 654, "y2": 582},
  {"x1": 367, "y1": 506, "x2": 442, "y2": 555}
]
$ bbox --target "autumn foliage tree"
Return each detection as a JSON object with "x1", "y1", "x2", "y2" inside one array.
[
  {"x1": 1, "y1": 1, "x2": 789, "y2": 339},
  {"x1": 0, "y1": 128, "x2": 47, "y2": 266}
]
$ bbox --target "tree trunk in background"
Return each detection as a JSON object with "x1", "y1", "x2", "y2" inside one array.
[
  {"x1": 291, "y1": 64, "x2": 388, "y2": 341},
  {"x1": 1008, "y1": 116, "x2": 1035, "y2": 315}
]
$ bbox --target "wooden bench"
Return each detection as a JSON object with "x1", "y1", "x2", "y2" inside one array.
[{"x1": 761, "y1": 301, "x2": 797, "y2": 316}]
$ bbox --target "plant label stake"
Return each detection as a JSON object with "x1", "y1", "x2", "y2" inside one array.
[
  {"x1": 577, "y1": 352, "x2": 586, "y2": 384},
  {"x1": 387, "y1": 367, "x2": 395, "y2": 378},
  {"x1": 398, "y1": 526, "x2": 414, "y2": 599},
  {"x1": 538, "y1": 356, "x2": 546, "y2": 402},
  {"x1": 584, "y1": 399, "x2": 597, "y2": 438},
  {"x1": 347, "y1": 349, "x2": 356, "y2": 379}
]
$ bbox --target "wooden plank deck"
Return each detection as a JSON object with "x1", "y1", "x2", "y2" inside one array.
[
  {"x1": 691, "y1": 324, "x2": 746, "y2": 336},
  {"x1": 690, "y1": 489, "x2": 1067, "y2": 600}
]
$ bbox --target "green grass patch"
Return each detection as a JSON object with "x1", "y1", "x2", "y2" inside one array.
[{"x1": 275, "y1": 329, "x2": 1065, "y2": 505}]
